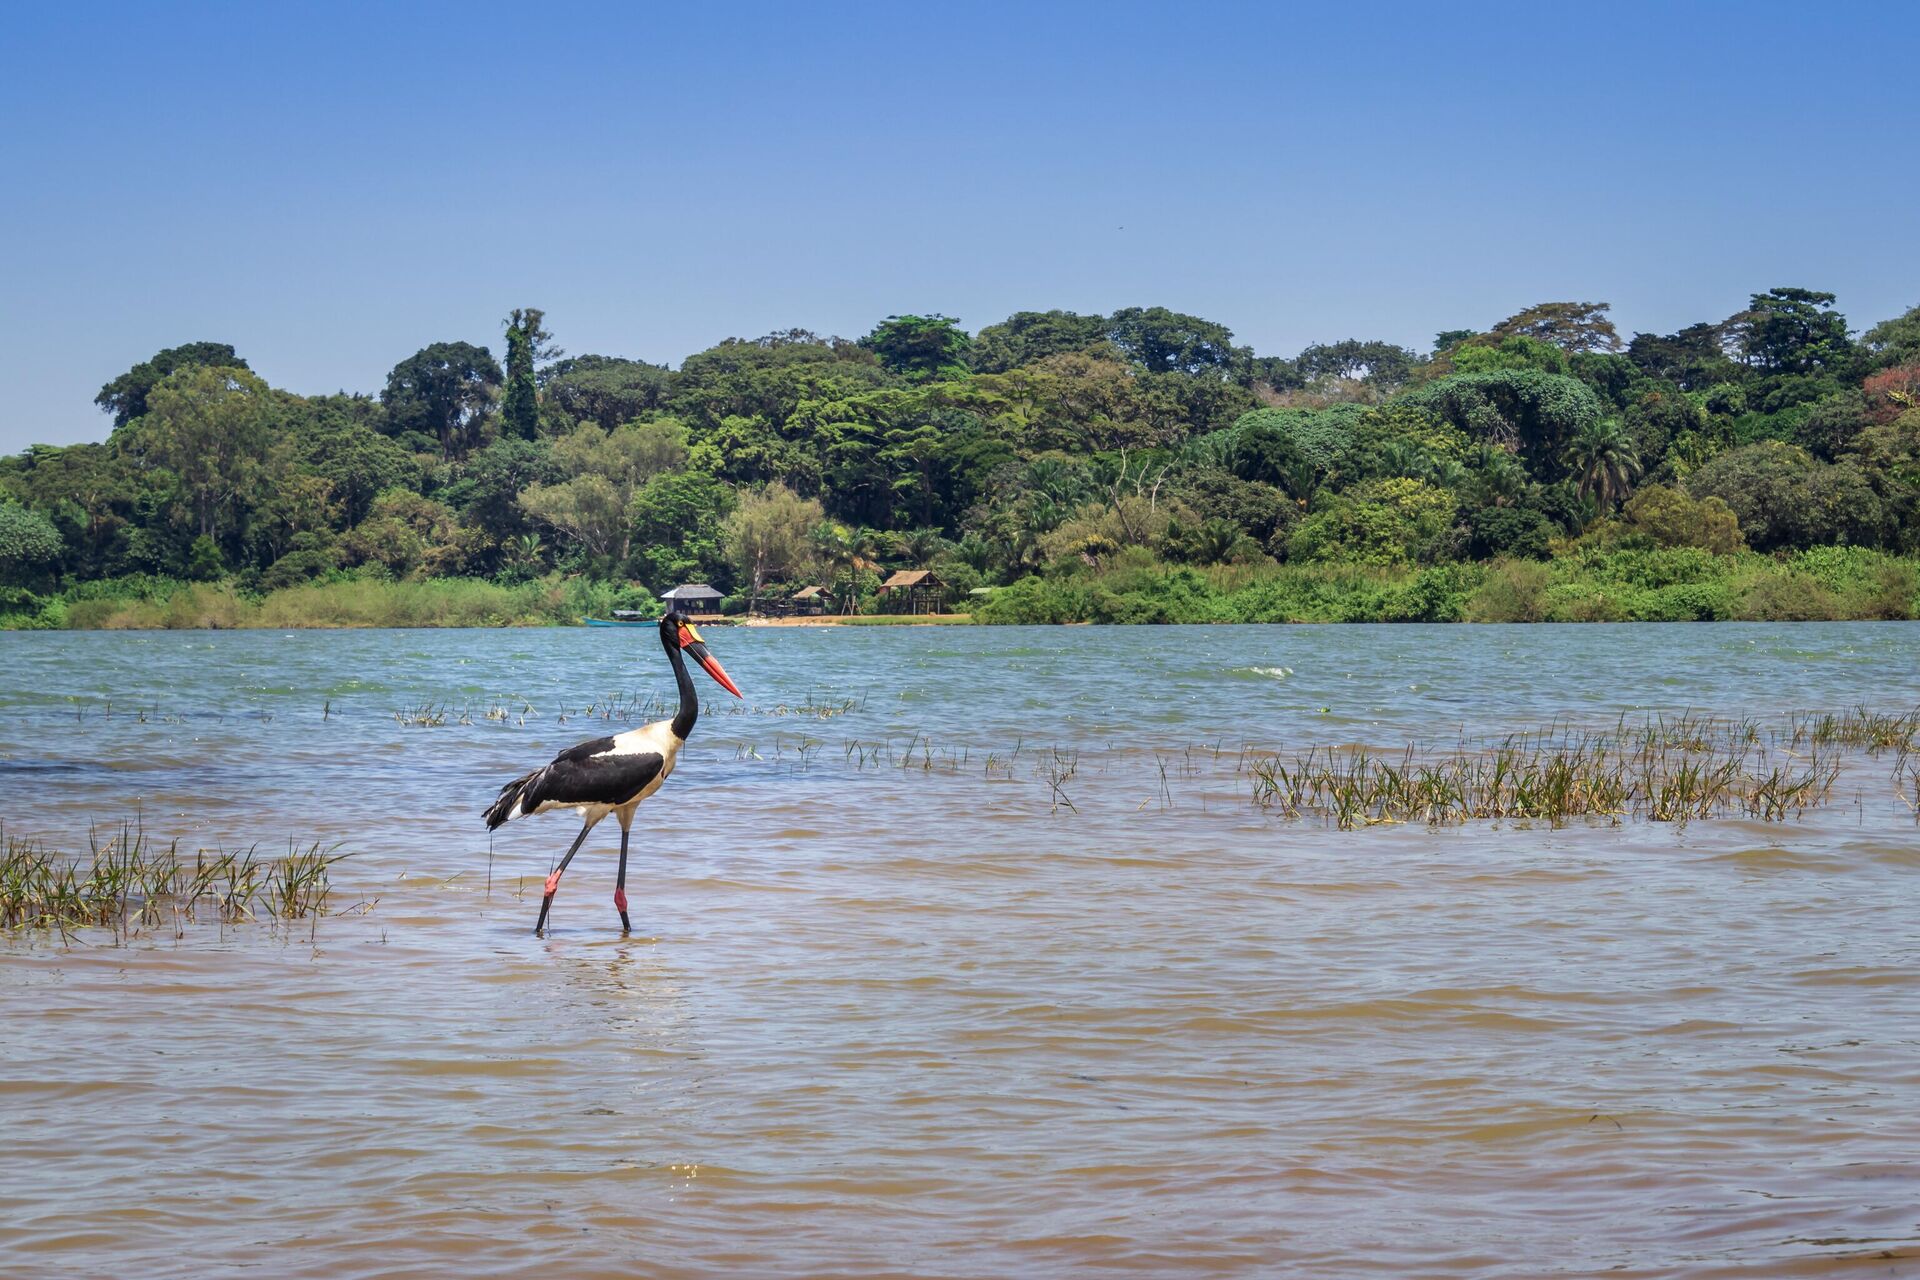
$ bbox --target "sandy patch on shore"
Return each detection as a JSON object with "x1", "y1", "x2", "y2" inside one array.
[{"x1": 740, "y1": 613, "x2": 974, "y2": 627}]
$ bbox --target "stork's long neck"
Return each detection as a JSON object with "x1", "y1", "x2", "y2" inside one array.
[{"x1": 667, "y1": 632, "x2": 698, "y2": 741}]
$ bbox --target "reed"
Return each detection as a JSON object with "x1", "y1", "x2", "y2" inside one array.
[
  {"x1": 716, "y1": 706, "x2": 1912, "y2": 829},
  {"x1": 1783, "y1": 707, "x2": 1920, "y2": 752},
  {"x1": 1240, "y1": 717, "x2": 1843, "y2": 829},
  {"x1": 0, "y1": 821, "x2": 347, "y2": 936}
]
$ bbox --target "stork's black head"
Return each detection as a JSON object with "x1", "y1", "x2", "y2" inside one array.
[{"x1": 660, "y1": 609, "x2": 743, "y2": 697}]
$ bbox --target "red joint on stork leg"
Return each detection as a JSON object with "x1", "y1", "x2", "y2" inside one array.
[
  {"x1": 544, "y1": 871, "x2": 562, "y2": 897},
  {"x1": 613, "y1": 888, "x2": 628, "y2": 913}
]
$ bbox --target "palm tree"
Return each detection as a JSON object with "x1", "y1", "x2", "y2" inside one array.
[
  {"x1": 1024, "y1": 457, "x2": 1075, "y2": 500},
  {"x1": 1565, "y1": 419, "x2": 1642, "y2": 512},
  {"x1": 1469, "y1": 443, "x2": 1527, "y2": 507},
  {"x1": 1376, "y1": 441, "x2": 1429, "y2": 481},
  {"x1": 1189, "y1": 518, "x2": 1246, "y2": 565},
  {"x1": 1430, "y1": 459, "x2": 1471, "y2": 494},
  {"x1": 952, "y1": 535, "x2": 995, "y2": 574},
  {"x1": 902, "y1": 527, "x2": 948, "y2": 568},
  {"x1": 810, "y1": 521, "x2": 879, "y2": 614}
]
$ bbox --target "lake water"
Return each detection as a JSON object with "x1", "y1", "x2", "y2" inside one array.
[{"x1": 2, "y1": 623, "x2": 1918, "y2": 1278}]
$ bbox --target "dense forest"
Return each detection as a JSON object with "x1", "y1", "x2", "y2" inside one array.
[{"x1": 4, "y1": 290, "x2": 1919, "y2": 628}]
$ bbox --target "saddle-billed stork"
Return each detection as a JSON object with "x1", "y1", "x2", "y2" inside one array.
[{"x1": 484, "y1": 610, "x2": 742, "y2": 934}]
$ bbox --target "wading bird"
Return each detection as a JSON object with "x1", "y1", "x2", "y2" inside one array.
[{"x1": 484, "y1": 611, "x2": 743, "y2": 934}]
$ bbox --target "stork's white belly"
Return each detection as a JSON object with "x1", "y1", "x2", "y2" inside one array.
[{"x1": 528, "y1": 719, "x2": 683, "y2": 823}]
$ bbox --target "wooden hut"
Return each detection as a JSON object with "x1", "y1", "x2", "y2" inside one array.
[
  {"x1": 660, "y1": 583, "x2": 725, "y2": 619},
  {"x1": 877, "y1": 569, "x2": 946, "y2": 615},
  {"x1": 790, "y1": 585, "x2": 830, "y2": 616}
]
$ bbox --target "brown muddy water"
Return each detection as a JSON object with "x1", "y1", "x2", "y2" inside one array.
[{"x1": 2, "y1": 623, "x2": 1918, "y2": 1278}]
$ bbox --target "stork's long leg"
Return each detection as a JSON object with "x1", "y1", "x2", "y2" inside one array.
[
  {"x1": 535, "y1": 821, "x2": 595, "y2": 935},
  {"x1": 613, "y1": 824, "x2": 632, "y2": 933}
]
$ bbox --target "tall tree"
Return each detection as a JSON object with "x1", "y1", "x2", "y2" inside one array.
[
  {"x1": 628, "y1": 471, "x2": 736, "y2": 589},
  {"x1": 382, "y1": 342, "x2": 503, "y2": 458},
  {"x1": 810, "y1": 520, "x2": 879, "y2": 614},
  {"x1": 1295, "y1": 339, "x2": 1420, "y2": 386},
  {"x1": 859, "y1": 315, "x2": 973, "y2": 381},
  {"x1": 1626, "y1": 323, "x2": 1739, "y2": 391},
  {"x1": 502, "y1": 308, "x2": 559, "y2": 439},
  {"x1": 1407, "y1": 369, "x2": 1605, "y2": 482},
  {"x1": 970, "y1": 310, "x2": 1109, "y2": 373},
  {"x1": 724, "y1": 483, "x2": 823, "y2": 613},
  {"x1": 543, "y1": 355, "x2": 671, "y2": 428},
  {"x1": 121, "y1": 365, "x2": 273, "y2": 542},
  {"x1": 1861, "y1": 303, "x2": 1920, "y2": 369},
  {"x1": 1565, "y1": 418, "x2": 1641, "y2": 512},
  {"x1": 444, "y1": 437, "x2": 560, "y2": 556},
  {"x1": 1106, "y1": 306, "x2": 1249, "y2": 378},
  {"x1": 96, "y1": 342, "x2": 249, "y2": 428},
  {"x1": 519, "y1": 421, "x2": 689, "y2": 564},
  {"x1": 290, "y1": 415, "x2": 417, "y2": 527},
  {"x1": 1727, "y1": 287, "x2": 1855, "y2": 375},
  {"x1": 1489, "y1": 302, "x2": 1623, "y2": 353},
  {"x1": 0, "y1": 502, "x2": 63, "y2": 587}
]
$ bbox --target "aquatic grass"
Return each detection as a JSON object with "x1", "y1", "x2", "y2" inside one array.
[
  {"x1": 1784, "y1": 707, "x2": 1920, "y2": 753},
  {"x1": 708, "y1": 707, "x2": 1906, "y2": 829},
  {"x1": 1893, "y1": 754, "x2": 1920, "y2": 821},
  {"x1": 0, "y1": 821, "x2": 348, "y2": 937},
  {"x1": 834, "y1": 734, "x2": 972, "y2": 773},
  {"x1": 548, "y1": 688, "x2": 865, "y2": 727},
  {"x1": 1241, "y1": 717, "x2": 1843, "y2": 829},
  {"x1": 1041, "y1": 748, "x2": 1080, "y2": 813}
]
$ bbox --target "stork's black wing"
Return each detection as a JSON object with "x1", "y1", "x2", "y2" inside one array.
[{"x1": 485, "y1": 735, "x2": 665, "y2": 828}]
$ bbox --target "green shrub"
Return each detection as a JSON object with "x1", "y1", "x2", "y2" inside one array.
[
  {"x1": 1467, "y1": 560, "x2": 1552, "y2": 622},
  {"x1": 1728, "y1": 569, "x2": 1843, "y2": 621}
]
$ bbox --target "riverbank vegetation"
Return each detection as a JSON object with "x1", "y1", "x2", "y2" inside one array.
[
  {"x1": 5, "y1": 291, "x2": 1919, "y2": 628},
  {"x1": 775, "y1": 705, "x2": 1919, "y2": 827},
  {"x1": 1, "y1": 821, "x2": 345, "y2": 936}
]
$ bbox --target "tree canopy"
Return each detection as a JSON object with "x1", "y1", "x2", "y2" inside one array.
[
  {"x1": 96, "y1": 342, "x2": 250, "y2": 428},
  {"x1": 8, "y1": 290, "x2": 1920, "y2": 623},
  {"x1": 382, "y1": 341, "x2": 503, "y2": 458}
]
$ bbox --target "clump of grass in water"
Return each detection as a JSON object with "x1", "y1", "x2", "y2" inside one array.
[
  {"x1": 1241, "y1": 715, "x2": 1843, "y2": 829},
  {"x1": 1784, "y1": 706, "x2": 1920, "y2": 753},
  {"x1": 0, "y1": 821, "x2": 347, "y2": 938}
]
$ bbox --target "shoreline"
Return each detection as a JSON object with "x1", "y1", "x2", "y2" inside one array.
[
  {"x1": 6, "y1": 546, "x2": 1918, "y2": 631},
  {"x1": 740, "y1": 613, "x2": 975, "y2": 627},
  {"x1": 9, "y1": 616, "x2": 1919, "y2": 633}
]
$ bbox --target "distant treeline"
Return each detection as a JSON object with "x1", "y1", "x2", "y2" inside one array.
[{"x1": 4, "y1": 292, "x2": 1919, "y2": 627}]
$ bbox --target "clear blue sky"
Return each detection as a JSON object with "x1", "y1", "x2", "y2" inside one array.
[{"x1": 2, "y1": 0, "x2": 1916, "y2": 450}]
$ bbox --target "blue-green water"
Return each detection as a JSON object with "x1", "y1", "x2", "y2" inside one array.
[{"x1": 2, "y1": 623, "x2": 1918, "y2": 1277}]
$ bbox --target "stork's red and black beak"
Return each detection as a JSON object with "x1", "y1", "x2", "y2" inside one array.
[{"x1": 677, "y1": 623, "x2": 742, "y2": 698}]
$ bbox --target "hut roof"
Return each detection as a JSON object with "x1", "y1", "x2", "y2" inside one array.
[
  {"x1": 879, "y1": 569, "x2": 938, "y2": 590},
  {"x1": 792, "y1": 585, "x2": 828, "y2": 599},
  {"x1": 661, "y1": 583, "x2": 723, "y2": 602}
]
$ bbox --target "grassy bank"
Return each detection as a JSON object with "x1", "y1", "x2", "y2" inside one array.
[
  {"x1": 972, "y1": 546, "x2": 1920, "y2": 625},
  {"x1": 1, "y1": 573, "x2": 630, "y2": 630},
  {"x1": 5, "y1": 547, "x2": 1917, "y2": 631}
]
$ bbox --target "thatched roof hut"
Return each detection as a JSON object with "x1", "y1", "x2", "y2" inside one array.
[
  {"x1": 877, "y1": 569, "x2": 946, "y2": 614},
  {"x1": 661, "y1": 583, "x2": 724, "y2": 615}
]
